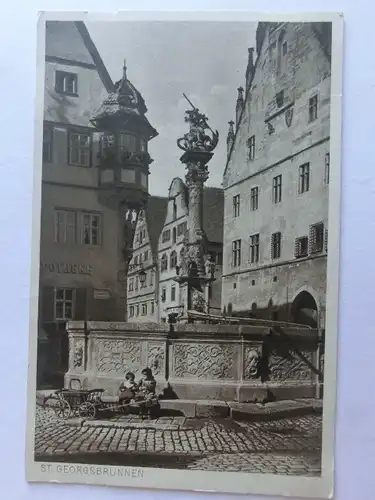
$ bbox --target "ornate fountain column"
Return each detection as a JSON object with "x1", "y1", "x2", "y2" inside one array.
[{"x1": 174, "y1": 100, "x2": 219, "y2": 318}]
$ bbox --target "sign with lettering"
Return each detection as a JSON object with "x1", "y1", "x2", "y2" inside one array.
[
  {"x1": 93, "y1": 289, "x2": 111, "y2": 300},
  {"x1": 41, "y1": 262, "x2": 92, "y2": 276}
]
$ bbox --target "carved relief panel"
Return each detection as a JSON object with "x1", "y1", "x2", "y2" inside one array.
[
  {"x1": 172, "y1": 342, "x2": 235, "y2": 380},
  {"x1": 146, "y1": 342, "x2": 166, "y2": 377},
  {"x1": 68, "y1": 336, "x2": 85, "y2": 372},
  {"x1": 95, "y1": 339, "x2": 141, "y2": 374},
  {"x1": 268, "y1": 349, "x2": 314, "y2": 381}
]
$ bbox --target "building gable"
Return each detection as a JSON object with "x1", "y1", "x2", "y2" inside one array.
[{"x1": 223, "y1": 22, "x2": 332, "y2": 189}]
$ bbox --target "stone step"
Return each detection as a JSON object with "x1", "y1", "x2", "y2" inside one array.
[
  {"x1": 36, "y1": 390, "x2": 322, "y2": 421},
  {"x1": 159, "y1": 398, "x2": 322, "y2": 420},
  {"x1": 229, "y1": 399, "x2": 323, "y2": 422}
]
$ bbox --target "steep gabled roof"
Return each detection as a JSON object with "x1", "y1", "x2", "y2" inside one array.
[
  {"x1": 223, "y1": 21, "x2": 332, "y2": 182},
  {"x1": 45, "y1": 21, "x2": 113, "y2": 92},
  {"x1": 145, "y1": 196, "x2": 168, "y2": 256}
]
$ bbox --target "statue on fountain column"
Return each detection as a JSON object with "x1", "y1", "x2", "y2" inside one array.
[{"x1": 177, "y1": 96, "x2": 219, "y2": 153}]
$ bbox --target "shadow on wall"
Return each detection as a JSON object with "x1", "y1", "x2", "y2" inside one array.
[{"x1": 228, "y1": 291, "x2": 319, "y2": 329}]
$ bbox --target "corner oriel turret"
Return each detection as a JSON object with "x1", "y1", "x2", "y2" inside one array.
[
  {"x1": 91, "y1": 60, "x2": 158, "y2": 211},
  {"x1": 90, "y1": 60, "x2": 158, "y2": 274}
]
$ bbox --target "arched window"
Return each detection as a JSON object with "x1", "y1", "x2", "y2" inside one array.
[
  {"x1": 160, "y1": 254, "x2": 168, "y2": 272},
  {"x1": 170, "y1": 251, "x2": 177, "y2": 268}
]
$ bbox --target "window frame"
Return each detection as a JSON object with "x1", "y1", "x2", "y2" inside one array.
[
  {"x1": 298, "y1": 162, "x2": 310, "y2": 194},
  {"x1": 250, "y1": 186, "x2": 259, "y2": 211},
  {"x1": 295, "y1": 236, "x2": 309, "y2": 258},
  {"x1": 310, "y1": 222, "x2": 324, "y2": 254},
  {"x1": 54, "y1": 287, "x2": 75, "y2": 321},
  {"x1": 271, "y1": 231, "x2": 281, "y2": 259},
  {"x1": 160, "y1": 254, "x2": 168, "y2": 272},
  {"x1": 324, "y1": 153, "x2": 330, "y2": 184},
  {"x1": 171, "y1": 285, "x2": 176, "y2": 302},
  {"x1": 233, "y1": 194, "x2": 240, "y2": 218},
  {"x1": 69, "y1": 131, "x2": 91, "y2": 167},
  {"x1": 54, "y1": 209, "x2": 76, "y2": 244},
  {"x1": 162, "y1": 229, "x2": 171, "y2": 243},
  {"x1": 232, "y1": 239, "x2": 241, "y2": 267},
  {"x1": 308, "y1": 94, "x2": 318, "y2": 123},
  {"x1": 247, "y1": 135, "x2": 256, "y2": 161},
  {"x1": 249, "y1": 233, "x2": 260, "y2": 264},
  {"x1": 81, "y1": 212, "x2": 102, "y2": 246},
  {"x1": 272, "y1": 175, "x2": 282, "y2": 204},
  {"x1": 55, "y1": 70, "x2": 78, "y2": 96}
]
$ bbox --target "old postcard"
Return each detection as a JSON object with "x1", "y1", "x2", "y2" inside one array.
[{"x1": 26, "y1": 11, "x2": 343, "y2": 498}]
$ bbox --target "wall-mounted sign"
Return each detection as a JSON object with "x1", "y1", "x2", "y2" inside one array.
[
  {"x1": 41, "y1": 262, "x2": 92, "y2": 276},
  {"x1": 93, "y1": 289, "x2": 111, "y2": 300}
]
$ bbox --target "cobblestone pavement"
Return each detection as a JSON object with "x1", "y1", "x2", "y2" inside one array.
[{"x1": 34, "y1": 405, "x2": 322, "y2": 476}]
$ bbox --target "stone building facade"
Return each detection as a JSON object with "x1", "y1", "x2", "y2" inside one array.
[
  {"x1": 38, "y1": 21, "x2": 157, "y2": 386},
  {"x1": 157, "y1": 178, "x2": 224, "y2": 322},
  {"x1": 222, "y1": 22, "x2": 332, "y2": 328},
  {"x1": 126, "y1": 197, "x2": 168, "y2": 323}
]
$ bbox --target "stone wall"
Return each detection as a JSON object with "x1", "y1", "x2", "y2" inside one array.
[
  {"x1": 65, "y1": 321, "x2": 323, "y2": 402},
  {"x1": 221, "y1": 22, "x2": 331, "y2": 322}
]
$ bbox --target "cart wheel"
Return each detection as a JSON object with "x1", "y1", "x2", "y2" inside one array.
[
  {"x1": 54, "y1": 400, "x2": 71, "y2": 419},
  {"x1": 78, "y1": 402, "x2": 96, "y2": 420}
]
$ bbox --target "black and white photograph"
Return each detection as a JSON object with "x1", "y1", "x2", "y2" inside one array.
[{"x1": 26, "y1": 11, "x2": 343, "y2": 498}]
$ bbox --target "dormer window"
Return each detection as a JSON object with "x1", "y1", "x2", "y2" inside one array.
[{"x1": 55, "y1": 71, "x2": 78, "y2": 96}]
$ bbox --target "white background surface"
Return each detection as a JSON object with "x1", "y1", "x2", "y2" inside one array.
[{"x1": 0, "y1": 1, "x2": 373, "y2": 499}]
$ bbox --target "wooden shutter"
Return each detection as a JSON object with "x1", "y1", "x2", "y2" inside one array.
[
  {"x1": 74, "y1": 288, "x2": 87, "y2": 320},
  {"x1": 92, "y1": 132, "x2": 101, "y2": 167},
  {"x1": 54, "y1": 127, "x2": 68, "y2": 165},
  {"x1": 325, "y1": 229, "x2": 328, "y2": 253},
  {"x1": 308, "y1": 225, "x2": 315, "y2": 254},
  {"x1": 294, "y1": 238, "x2": 299, "y2": 258},
  {"x1": 41, "y1": 286, "x2": 55, "y2": 322}
]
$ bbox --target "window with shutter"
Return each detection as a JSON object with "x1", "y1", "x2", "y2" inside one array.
[
  {"x1": 310, "y1": 222, "x2": 324, "y2": 253},
  {"x1": 41, "y1": 286, "x2": 55, "y2": 322},
  {"x1": 295, "y1": 236, "x2": 308, "y2": 258},
  {"x1": 74, "y1": 288, "x2": 87, "y2": 320},
  {"x1": 271, "y1": 232, "x2": 281, "y2": 259},
  {"x1": 325, "y1": 229, "x2": 328, "y2": 252}
]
